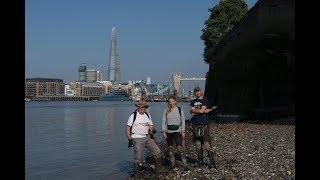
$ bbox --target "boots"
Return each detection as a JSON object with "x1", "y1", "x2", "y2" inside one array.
[
  {"x1": 169, "y1": 152, "x2": 175, "y2": 166},
  {"x1": 177, "y1": 146, "x2": 187, "y2": 166},
  {"x1": 134, "y1": 162, "x2": 143, "y2": 179},
  {"x1": 155, "y1": 157, "x2": 165, "y2": 174},
  {"x1": 168, "y1": 146, "x2": 175, "y2": 166},
  {"x1": 197, "y1": 151, "x2": 204, "y2": 166},
  {"x1": 180, "y1": 152, "x2": 187, "y2": 166},
  {"x1": 207, "y1": 150, "x2": 216, "y2": 168}
]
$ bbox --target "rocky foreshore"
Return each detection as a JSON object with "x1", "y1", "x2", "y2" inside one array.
[{"x1": 137, "y1": 118, "x2": 295, "y2": 180}]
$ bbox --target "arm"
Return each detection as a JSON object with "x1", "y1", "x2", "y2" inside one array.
[
  {"x1": 149, "y1": 125, "x2": 154, "y2": 131},
  {"x1": 191, "y1": 105, "x2": 207, "y2": 114},
  {"x1": 203, "y1": 98, "x2": 213, "y2": 113},
  {"x1": 126, "y1": 114, "x2": 134, "y2": 140},
  {"x1": 190, "y1": 107, "x2": 196, "y2": 116},
  {"x1": 126, "y1": 125, "x2": 132, "y2": 140},
  {"x1": 190, "y1": 101, "x2": 195, "y2": 116},
  {"x1": 148, "y1": 114, "x2": 154, "y2": 132},
  {"x1": 161, "y1": 109, "x2": 167, "y2": 132},
  {"x1": 181, "y1": 109, "x2": 185, "y2": 132},
  {"x1": 204, "y1": 108, "x2": 212, "y2": 113},
  {"x1": 181, "y1": 109, "x2": 186, "y2": 139}
]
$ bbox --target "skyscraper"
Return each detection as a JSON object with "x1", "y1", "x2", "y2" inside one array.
[
  {"x1": 107, "y1": 27, "x2": 121, "y2": 83},
  {"x1": 79, "y1": 63, "x2": 87, "y2": 82},
  {"x1": 146, "y1": 77, "x2": 151, "y2": 85}
]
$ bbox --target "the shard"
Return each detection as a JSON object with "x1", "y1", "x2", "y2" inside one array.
[{"x1": 107, "y1": 27, "x2": 121, "y2": 83}]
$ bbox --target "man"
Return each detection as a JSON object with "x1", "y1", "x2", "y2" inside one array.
[
  {"x1": 126, "y1": 100, "x2": 165, "y2": 178},
  {"x1": 189, "y1": 87, "x2": 216, "y2": 168}
]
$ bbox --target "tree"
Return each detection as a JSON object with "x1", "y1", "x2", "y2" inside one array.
[{"x1": 201, "y1": 0, "x2": 248, "y2": 63}]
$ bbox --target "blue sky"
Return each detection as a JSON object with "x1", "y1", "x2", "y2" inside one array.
[{"x1": 26, "y1": 0, "x2": 257, "y2": 84}]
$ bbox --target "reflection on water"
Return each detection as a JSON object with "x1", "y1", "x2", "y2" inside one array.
[{"x1": 25, "y1": 101, "x2": 191, "y2": 180}]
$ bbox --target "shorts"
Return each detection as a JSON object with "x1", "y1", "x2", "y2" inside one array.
[{"x1": 192, "y1": 124, "x2": 211, "y2": 143}]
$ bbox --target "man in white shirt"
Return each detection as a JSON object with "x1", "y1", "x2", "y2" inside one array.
[{"x1": 126, "y1": 100, "x2": 164, "y2": 178}]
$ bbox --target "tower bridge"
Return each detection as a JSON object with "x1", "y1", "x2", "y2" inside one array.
[
  {"x1": 172, "y1": 73, "x2": 206, "y2": 98},
  {"x1": 146, "y1": 73, "x2": 206, "y2": 98}
]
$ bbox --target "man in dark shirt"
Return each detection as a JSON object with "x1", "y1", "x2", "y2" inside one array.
[{"x1": 190, "y1": 87, "x2": 216, "y2": 167}]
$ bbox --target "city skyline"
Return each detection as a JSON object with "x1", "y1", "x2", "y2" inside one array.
[{"x1": 25, "y1": 0, "x2": 258, "y2": 84}]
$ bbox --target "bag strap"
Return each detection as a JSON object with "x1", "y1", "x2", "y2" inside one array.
[
  {"x1": 178, "y1": 106, "x2": 182, "y2": 126},
  {"x1": 130, "y1": 111, "x2": 137, "y2": 134}
]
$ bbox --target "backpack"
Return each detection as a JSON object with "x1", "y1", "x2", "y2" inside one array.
[{"x1": 165, "y1": 106, "x2": 182, "y2": 131}]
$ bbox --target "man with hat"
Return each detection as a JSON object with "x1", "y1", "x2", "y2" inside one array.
[
  {"x1": 189, "y1": 86, "x2": 216, "y2": 168},
  {"x1": 126, "y1": 100, "x2": 165, "y2": 178}
]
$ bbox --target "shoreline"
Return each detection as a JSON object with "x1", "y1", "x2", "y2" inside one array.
[{"x1": 138, "y1": 118, "x2": 295, "y2": 179}]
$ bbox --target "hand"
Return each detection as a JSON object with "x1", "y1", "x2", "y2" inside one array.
[
  {"x1": 163, "y1": 132, "x2": 167, "y2": 139},
  {"x1": 204, "y1": 108, "x2": 213, "y2": 113},
  {"x1": 128, "y1": 139, "x2": 134, "y2": 148},
  {"x1": 181, "y1": 131, "x2": 186, "y2": 139}
]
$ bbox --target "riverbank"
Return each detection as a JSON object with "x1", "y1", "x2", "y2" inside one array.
[{"x1": 138, "y1": 118, "x2": 295, "y2": 179}]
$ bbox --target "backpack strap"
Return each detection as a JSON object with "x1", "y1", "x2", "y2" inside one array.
[
  {"x1": 166, "y1": 106, "x2": 182, "y2": 126},
  {"x1": 178, "y1": 106, "x2": 182, "y2": 126},
  {"x1": 130, "y1": 111, "x2": 150, "y2": 134},
  {"x1": 145, "y1": 112, "x2": 150, "y2": 119},
  {"x1": 130, "y1": 111, "x2": 137, "y2": 134}
]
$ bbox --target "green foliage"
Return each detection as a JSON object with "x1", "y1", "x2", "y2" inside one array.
[{"x1": 201, "y1": 0, "x2": 248, "y2": 63}]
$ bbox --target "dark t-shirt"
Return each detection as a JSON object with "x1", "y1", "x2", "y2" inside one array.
[{"x1": 190, "y1": 98, "x2": 210, "y2": 125}]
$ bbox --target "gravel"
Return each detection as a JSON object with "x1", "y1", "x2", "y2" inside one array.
[{"x1": 137, "y1": 118, "x2": 295, "y2": 180}]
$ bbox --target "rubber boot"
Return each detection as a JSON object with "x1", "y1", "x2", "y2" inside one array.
[
  {"x1": 197, "y1": 151, "x2": 204, "y2": 166},
  {"x1": 155, "y1": 157, "x2": 165, "y2": 174},
  {"x1": 134, "y1": 162, "x2": 143, "y2": 179},
  {"x1": 177, "y1": 146, "x2": 187, "y2": 166},
  {"x1": 168, "y1": 146, "x2": 175, "y2": 166},
  {"x1": 207, "y1": 150, "x2": 216, "y2": 168}
]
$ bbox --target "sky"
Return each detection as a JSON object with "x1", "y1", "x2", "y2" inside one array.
[{"x1": 26, "y1": 0, "x2": 257, "y2": 84}]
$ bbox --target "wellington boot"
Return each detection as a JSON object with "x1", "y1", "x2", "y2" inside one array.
[
  {"x1": 155, "y1": 158, "x2": 165, "y2": 174},
  {"x1": 208, "y1": 150, "x2": 216, "y2": 168},
  {"x1": 169, "y1": 152, "x2": 175, "y2": 166},
  {"x1": 181, "y1": 153, "x2": 187, "y2": 166},
  {"x1": 197, "y1": 151, "x2": 204, "y2": 166},
  {"x1": 177, "y1": 146, "x2": 187, "y2": 167},
  {"x1": 134, "y1": 163, "x2": 143, "y2": 179}
]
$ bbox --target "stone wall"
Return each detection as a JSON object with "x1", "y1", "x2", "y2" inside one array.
[{"x1": 205, "y1": 0, "x2": 295, "y2": 116}]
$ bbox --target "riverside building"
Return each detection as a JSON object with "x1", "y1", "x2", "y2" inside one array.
[{"x1": 25, "y1": 78, "x2": 65, "y2": 97}]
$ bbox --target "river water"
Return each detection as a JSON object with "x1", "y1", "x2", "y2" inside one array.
[{"x1": 25, "y1": 101, "x2": 192, "y2": 180}]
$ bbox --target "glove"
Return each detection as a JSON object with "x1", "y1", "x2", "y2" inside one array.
[
  {"x1": 152, "y1": 128, "x2": 157, "y2": 134},
  {"x1": 128, "y1": 139, "x2": 134, "y2": 148},
  {"x1": 149, "y1": 128, "x2": 157, "y2": 139}
]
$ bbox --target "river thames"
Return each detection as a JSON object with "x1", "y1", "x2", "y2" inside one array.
[{"x1": 25, "y1": 101, "x2": 192, "y2": 180}]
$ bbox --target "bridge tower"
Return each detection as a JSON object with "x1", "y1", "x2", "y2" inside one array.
[{"x1": 172, "y1": 73, "x2": 181, "y2": 97}]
